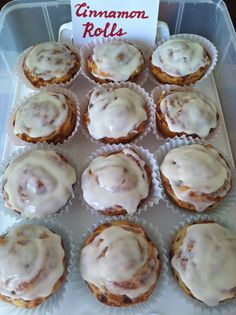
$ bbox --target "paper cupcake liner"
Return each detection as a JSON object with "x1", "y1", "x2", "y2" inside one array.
[
  {"x1": 8, "y1": 86, "x2": 80, "y2": 147},
  {"x1": 73, "y1": 215, "x2": 167, "y2": 315},
  {"x1": 147, "y1": 33, "x2": 218, "y2": 86},
  {"x1": 150, "y1": 84, "x2": 222, "y2": 141},
  {"x1": 0, "y1": 218, "x2": 75, "y2": 315},
  {"x1": 15, "y1": 44, "x2": 81, "y2": 90},
  {"x1": 80, "y1": 143, "x2": 162, "y2": 217},
  {"x1": 167, "y1": 214, "x2": 236, "y2": 313},
  {"x1": 80, "y1": 38, "x2": 148, "y2": 86},
  {"x1": 155, "y1": 135, "x2": 235, "y2": 216},
  {"x1": 0, "y1": 144, "x2": 80, "y2": 220},
  {"x1": 80, "y1": 81, "x2": 153, "y2": 145}
]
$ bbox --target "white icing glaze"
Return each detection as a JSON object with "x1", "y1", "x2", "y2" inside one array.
[
  {"x1": 171, "y1": 223, "x2": 236, "y2": 306},
  {"x1": 87, "y1": 87, "x2": 147, "y2": 139},
  {"x1": 160, "y1": 144, "x2": 231, "y2": 212},
  {"x1": 80, "y1": 225, "x2": 159, "y2": 299},
  {"x1": 0, "y1": 150, "x2": 76, "y2": 217},
  {"x1": 92, "y1": 42, "x2": 144, "y2": 81},
  {"x1": 160, "y1": 91, "x2": 217, "y2": 137},
  {"x1": 152, "y1": 39, "x2": 210, "y2": 77},
  {"x1": 0, "y1": 224, "x2": 65, "y2": 300},
  {"x1": 81, "y1": 149, "x2": 149, "y2": 214},
  {"x1": 25, "y1": 42, "x2": 77, "y2": 80},
  {"x1": 14, "y1": 91, "x2": 69, "y2": 138}
]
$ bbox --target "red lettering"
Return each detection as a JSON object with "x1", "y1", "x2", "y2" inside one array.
[
  {"x1": 82, "y1": 22, "x2": 127, "y2": 38},
  {"x1": 75, "y1": 2, "x2": 89, "y2": 17}
]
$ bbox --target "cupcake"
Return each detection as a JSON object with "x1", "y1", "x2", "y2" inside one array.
[
  {"x1": 0, "y1": 149, "x2": 76, "y2": 218},
  {"x1": 160, "y1": 144, "x2": 231, "y2": 212},
  {"x1": 154, "y1": 88, "x2": 219, "y2": 139},
  {"x1": 80, "y1": 220, "x2": 161, "y2": 307},
  {"x1": 81, "y1": 148, "x2": 151, "y2": 215},
  {"x1": 0, "y1": 224, "x2": 66, "y2": 308},
  {"x1": 170, "y1": 221, "x2": 236, "y2": 306},
  {"x1": 83, "y1": 86, "x2": 148, "y2": 144},
  {"x1": 150, "y1": 38, "x2": 211, "y2": 85},
  {"x1": 87, "y1": 41, "x2": 145, "y2": 83},
  {"x1": 13, "y1": 90, "x2": 77, "y2": 144},
  {"x1": 22, "y1": 42, "x2": 80, "y2": 88}
]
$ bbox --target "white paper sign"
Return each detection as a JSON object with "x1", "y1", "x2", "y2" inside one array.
[{"x1": 71, "y1": 0, "x2": 160, "y2": 48}]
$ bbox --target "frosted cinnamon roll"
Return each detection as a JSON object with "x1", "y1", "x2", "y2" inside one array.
[
  {"x1": 23, "y1": 42, "x2": 80, "y2": 88},
  {"x1": 150, "y1": 38, "x2": 211, "y2": 85},
  {"x1": 155, "y1": 89, "x2": 218, "y2": 138},
  {"x1": 87, "y1": 42, "x2": 145, "y2": 83},
  {"x1": 83, "y1": 87, "x2": 148, "y2": 144},
  {"x1": 81, "y1": 149, "x2": 151, "y2": 215},
  {"x1": 0, "y1": 224, "x2": 66, "y2": 308},
  {"x1": 160, "y1": 144, "x2": 231, "y2": 212},
  {"x1": 170, "y1": 222, "x2": 236, "y2": 306},
  {"x1": 13, "y1": 91, "x2": 77, "y2": 144},
  {"x1": 80, "y1": 220, "x2": 161, "y2": 306},
  {"x1": 0, "y1": 150, "x2": 76, "y2": 218}
]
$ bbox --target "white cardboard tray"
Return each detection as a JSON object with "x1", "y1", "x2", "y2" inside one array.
[{"x1": 0, "y1": 73, "x2": 236, "y2": 315}]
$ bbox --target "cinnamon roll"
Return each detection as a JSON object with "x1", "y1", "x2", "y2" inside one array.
[
  {"x1": 80, "y1": 220, "x2": 161, "y2": 307},
  {"x1": 150, "y1": 38, "x2": 211, "y2": 85},
  {"x1": 87, "y1": 42, "x2": 145, "y2": 83},
  {"x1": 81, "y1": 149, "x2": 151, "y2": 215},
  {"x1": 160, "y1": 144, "x2": 231, "y2": 212},
  {"x1": 83, "y1": 87, "x2": 148, "y2": 144},
  {"x1": 13, "y1": 91, "x2": 77, "y2": 144},
  {"x1": 0, "y1": 150, "x2": 76, "y2": 218},
  {"x1": 155, "y1": 89, "x2": 219, "y2": 138},
  {"x1": 0, "y1": 224, "x2": 66, "y2": 308},
  {"x1": 23, "y1": 42, "x2": 80, "y2": 88},
  {"x1": 170, "y1": 222, "x2": 236, "y2": 306}
]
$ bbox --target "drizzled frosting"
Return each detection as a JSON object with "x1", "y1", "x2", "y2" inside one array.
[
  {"x1": 81, "y1": 149, "x2": 149, "y2": 214},
  {"x1": 0, "y1": 224, "x2": 65, "y2": 300},
  {"x1": 80, "y1": 224, "x2": 159, "y2": 299},
  {"x1": 171, "y1": 223, "x2": 236, "y2": 306},
  {"x1": 91, "y1": 42, "x2": 144, "y2": 81},
  {"x1": 160, "y1": 144, "x2": 231, "y2": 212},
  {"x1": 24, "y1": 42, "x2": 78, "y2": 80},
  {"x1": 152, "y1": 39, "x2": 210, "y2": 77},
  {"x1": 87, "y1": 87, "x2": 147, "y2": 139},
  {"x1": 0, "y1": 150, "x2": 76, "y2": 217},
  {"x1": 159, "y1": 91, "x2": 217, "y2": 137},
  {"x1": 14, "y1": 91, "x2": 69, "y2": 138}
]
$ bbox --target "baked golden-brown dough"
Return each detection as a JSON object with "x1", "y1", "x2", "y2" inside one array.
[
  {"x1": 23, "y1": 42, "x2": 80, "y2": 88},
  {"x1": 13, "y1": 91, "x2": 77, "y2": 144},
  {"x1": 81, "y1": 220, "x2": 161, "y2": 307}
]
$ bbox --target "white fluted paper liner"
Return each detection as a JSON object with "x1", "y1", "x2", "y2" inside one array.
[
  {"x1": 80, "y1": 81, "x2": 153, "y2": 145},
  {"x1": 80, "y1": 38, "x2": 148, "y2": 86},
  {"x1": 80, "y1": 143, "x2": 162, "y2": 217},
  {"x1": 155, "y1": 135, "x2": 235, "y2": 216},
  {"x1": 0, "y1": 218, "x2": 75, "y2": 315},
  {"x1": 15, "y1": 44, "x2": 81, "y2": 90},
  {"x1": 150, "y1": 84, "x2": 222, "y2": 141},
  {"x1": 0, "y1": 143, "x2": 80, "y2": 220},
  {"x1": 167, "y1": 214, "x2": 236, "y2": 313},
  {"x1": 147, "y1": 34, "x2": 218, "y2": 86},
  {"x1": 8, "y1": 86, "x2": 80, "y2": 147},
  {"x1": 73, "y1": 215, "x2": 167, "y2": 315}
]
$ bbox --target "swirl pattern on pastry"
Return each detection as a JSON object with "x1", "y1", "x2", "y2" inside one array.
[
  {"x1": 0, "y1": 150, "x2": 76, "y2": 217},
  {"x1": 89, "y1": 42, "x2": 144, "y2": 82},
  {"x1": 85, "y1": 87, "x2": 147, "y2": 141},
  {"x1": 160, "y1": 144, "x2": 231, "y2": 212},
  {"x1": 157, "y1": 90, "x2": 218, "y2": 138},
  {"x1": 171, "y1": 222, "x2": 236, "y2": 306},
  {"x1": 80, "y1": 221, "x2": 160, "y2": 306},
  {"x1": 81, "y1": 149, "x2": 150, "y2": 215},
  {"x1": 152, "y1": 39, "x2": 210, "y2": 77},
  {"x1": 0, "y1": 224, "x2": 65, "y2": 302}
]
